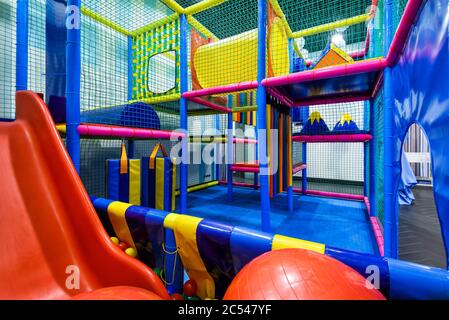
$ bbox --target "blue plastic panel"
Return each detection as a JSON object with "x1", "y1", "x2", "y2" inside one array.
[{"x1": 389, "y1": 0, "x2": 449, "y2": 267}]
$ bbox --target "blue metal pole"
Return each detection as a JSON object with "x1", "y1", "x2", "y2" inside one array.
[
  {"x1": 66, "y1": 1, "x2": 81, "y2": 173},
  {"x1": 383, "y1": 0, "x2": 397, "y2": 258},
  {"x1": 257, "y1": 0, "x2": 271, "y2": 232},
  {"x1": 127, "y1": 36, "x2": 135, "y2": 158},
  {"x1": 16, "y1": 0, "x2": 29, "y2": 92},
  {"x1": 288, "y1": 109, "x2": 293, "y2": 212},
  {"x1": 179, "y1": 14, "x2": 188, "y2": 213},
  {"x1": 227, "y1": 99, "x2": 233, "y2": 201},
  {"x1": 369, "y1": 99, "x2": 376, "y2": 217},
  {"x1": 301, "y1": 142, "x2": 307, "y2": 192},
  {"x1": 215, "y1": 114, "x2": 221, "y2": 181},
  {"x1": 163, "y1": 14, "x2": 187, "y2": 295}
]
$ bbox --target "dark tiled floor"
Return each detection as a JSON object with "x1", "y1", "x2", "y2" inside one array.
[{"x1": 399, "y1": 186, "x2": 446, "y2": 268}]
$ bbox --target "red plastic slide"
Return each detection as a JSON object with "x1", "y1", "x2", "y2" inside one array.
[{"x1": 0, "y1": 92, "x2": 170, "y2": 300}]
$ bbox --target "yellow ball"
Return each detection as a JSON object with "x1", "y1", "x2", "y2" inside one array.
[
  {"x1": 110, "y1": 237, "x2": 120, "y2": 246},
  {"x1": 125, "y1": 248, "x2": 137, "y2": 258}
]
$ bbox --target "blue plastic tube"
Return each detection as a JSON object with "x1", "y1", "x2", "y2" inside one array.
[
  {"x1": 16, "y1": 0, "x2": 29, "y2": 92},
  {"x1": 257, "y1": 0, "x2": 271, "y2": 233},
  {"x1": 66, "y1": 0, "x2": 81, "y2": 173}
]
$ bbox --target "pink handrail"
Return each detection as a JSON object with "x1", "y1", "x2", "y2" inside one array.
[
  {"x1": 262, "y1": 58, "x2": 387, "y2": 87},
  {"x1": 292, "y1": 134, "x2": 373, "y2": 143},
  {"x1": 188, "y1": 97, "x2": 232, "y2": 113},
  {"x1": 293, "y1": 188, "x2": 365, "y2": 201},
  {"x1": 77, "y1": 124, "x2": 185, "y2": 140},
  {"x1": 294, "y1": 95, "x2": 372, "y2": 107},
  {"x1": 182, "y1": 81, "x2": 258, "y2": 99}
]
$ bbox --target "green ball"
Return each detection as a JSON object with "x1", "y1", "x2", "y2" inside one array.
[
  {"x1": 153, "y1": 268, "x2": 162, "y2": 278},
  {"x1": 187, "y1": 296, "x2": 201, "y2": 301}
]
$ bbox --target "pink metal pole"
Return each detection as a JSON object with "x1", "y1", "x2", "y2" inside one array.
[
  {"x1": 188, "y1": 97, "x2": 232, "y2": 113},
  {"x1": 231, "y1": 166, "x2": 260, "y2": 173},
  {"x1": 292, "y1": 134, "x2": 373, "y2": 143},
  {"x1": 77, "y1": 124, "x2": 185, "y2": 140},
  {"x1": 266, "y1": 87, "x2": 293, "y2": 107},
  {"x1": 293, "y1": 95, "x2": 371, "y2": 107},
  {"x1": 218, "y1": 180, "x2": 260, "y2": 189},
  {"x1": 234, "y1": 162, "x2": 260, "y2": 168},
  {"x1": 292, "y1": 163, "x2": 307, "y2": 175},
  {"x1": 293, "y1": 188, "x2": 365, "y2": 201},
  {"x1": 263, "y1": 58, "x2": 387, "y2": 87},
  {"x1": 233, "y1": 138, "x2": 258, "y2": 144},
  {"x1": 182, "y1": 81, "x2": 258, "y2": 98},
  {"x1": 371, "y1": 216, "x2": 385, "y2": 256}
]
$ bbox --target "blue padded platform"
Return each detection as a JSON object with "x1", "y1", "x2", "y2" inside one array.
[{"x1": 183, "y1": 185, "x2": 378, "y2": 255}]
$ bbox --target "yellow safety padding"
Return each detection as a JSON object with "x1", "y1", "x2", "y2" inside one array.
[
  {"x1": 108, "y1": 202, "x2": 138, "y2": 253},
  {"x1": 272, "y1": 235, "x2": 326, "y2": 254},
  {"x1": 129, "y1": 160, "x2": 141, "y2": 205},
  {"x1": 120, "y1": 143, "x2": 128, "y2": 174},
  {"x1": 194, "y1": 19, "x2": 289, "y2": 88},
  {"x1": 166, "y1": 214, "x2": 215, "y2": 299},
  {"x1": 155, "y1": 158, "x2": 165, "y2": 210}
]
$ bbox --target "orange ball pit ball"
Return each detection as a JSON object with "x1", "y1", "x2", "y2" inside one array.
[{"x1": 224, "y1": 249, "x2": 386, "y2": 300}]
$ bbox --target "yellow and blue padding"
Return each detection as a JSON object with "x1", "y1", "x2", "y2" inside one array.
[
  {"x1": 141, "y1": 144, "x2": 176, "y2": 211},
  {"x1": 106, "y1": 144, "x2": 142, "y2": 205},
  {"x1": 91, "y1": 197, "x2": 167, "y2": 269},
  {"x1": 91, "y1": 197, "x2": 397, "y2": 299}
]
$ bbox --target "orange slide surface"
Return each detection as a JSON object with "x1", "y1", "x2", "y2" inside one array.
[{"x1": 0, "y1": 92, "x2": 170, "y2": 300}]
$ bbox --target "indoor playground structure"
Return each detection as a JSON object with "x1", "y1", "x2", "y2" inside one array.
[{"x1": 1, "y1": 0, "x2": 449, "y2": 300}]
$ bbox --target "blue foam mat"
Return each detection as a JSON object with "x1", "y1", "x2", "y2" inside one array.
[{"x1": 182, "y1": 185, "x2": 378, "y2": 255}]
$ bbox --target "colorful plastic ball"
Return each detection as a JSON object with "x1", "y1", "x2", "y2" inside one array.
[
  {"x1": 187, "y1": 296, "x2": 201, "y2": 301},
  {"x1": 183, "y1": 280, "x2": 198, "y2": 297},
  {"x1": 171, "y1": 293, "x2": 184, "y2": 301},
  {"x1": 125, "y1": 247, "x2": 137, "y2": 258},
  {"x1": 110, "y1": 237, "x2": 120, "y2": 246},
  {"x1": 224, "y1": 249, "x2": 386, "y2": 300},
  {"x1": 153, "y1": 268, "x2": 162, "y2": 278},
  {"x1": 118, "y1": 242, "x2": 129, "y2": 251}
]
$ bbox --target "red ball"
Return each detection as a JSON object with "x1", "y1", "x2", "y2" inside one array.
[
  {"x1": 183, "y1": 280, "x2": 198, "y2": 297},
  {"x1": 224, "y1": 249, "x2": 386, "y2": 300},
  {"x1": 118, "y1": 242, "x2": 129, "y2": 251},
  {"x1": 171, "y1": 293, "x2": 184, "y2": 301}
]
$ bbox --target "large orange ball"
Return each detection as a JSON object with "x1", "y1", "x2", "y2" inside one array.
[{"x1": 224, "y1": 249, "x2": 385, "y2": 300}]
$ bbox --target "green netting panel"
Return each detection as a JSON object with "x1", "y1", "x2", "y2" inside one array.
[
  {"x1": 28, "y1": 0, "x2": 46, "y2": 98},
  {"x1": 82, "y1": 0, "x2": 173, "y2": 32},
  {"x1": 189, "y1": 0, "x2": 258, "y2": 93},
  {"x1": 393, "y1": 0, "x2": 408, "y2": 34},
  {"x1": 371, "y1": 0, "x2": 384, "y2": 58},
  {"x1": 0, "y1": 0, "x2": 16, "y2": 119},
  {"x1": 132, "y1": 18, "x2": 180, "y2": 102},
  {"x1": 373, "y1": 88, "x2": 384, "y2": 223}
]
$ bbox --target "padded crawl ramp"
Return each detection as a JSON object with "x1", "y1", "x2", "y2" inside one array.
[{"x1": 0, "y1": 92, "x2": 169, "y2": 300}]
